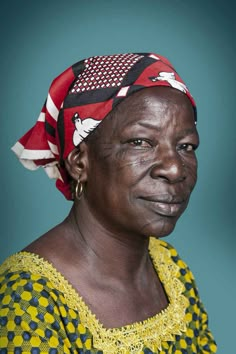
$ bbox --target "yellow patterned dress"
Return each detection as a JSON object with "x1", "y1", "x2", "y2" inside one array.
[{"x1": 0, "y1": 238, "x2": 217, "y2": 353}]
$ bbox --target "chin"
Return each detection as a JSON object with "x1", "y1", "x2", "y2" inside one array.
[{"x1": 140, "y1": 216, "x2": 178, "y2": 239}]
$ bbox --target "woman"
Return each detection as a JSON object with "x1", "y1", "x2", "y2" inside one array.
[{"x1": 0, "y1": 53, "x2": 217, "y2": 353}]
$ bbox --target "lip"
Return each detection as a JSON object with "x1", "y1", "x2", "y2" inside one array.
[{"x1": 139, "y1": 195, "x2": 186, "y2": 217}]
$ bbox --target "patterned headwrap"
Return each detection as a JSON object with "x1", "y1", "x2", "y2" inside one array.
[{"x1": 12, "y1": 53, "x2": 197, "y2": 200}]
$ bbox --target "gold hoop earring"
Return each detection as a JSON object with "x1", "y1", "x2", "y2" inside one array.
[{"x1": 75, "y1": 179, "x2": 83, "y2": 200}]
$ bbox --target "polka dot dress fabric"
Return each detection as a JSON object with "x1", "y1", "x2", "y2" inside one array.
[{"x1": 0, "y1": 240, "x2": 217, "y2": 353}]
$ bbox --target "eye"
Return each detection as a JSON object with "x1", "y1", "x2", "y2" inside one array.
[
  {"x1": 127, "y1": 138, "x2": 152, "y2": 148},
  {"x1": 178, "y1": 143, "x2": 198, "y2": 152}
]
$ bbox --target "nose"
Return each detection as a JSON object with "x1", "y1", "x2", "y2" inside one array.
[{"x1": 150, "y1": 148, "x2": 186, "y2": 184}]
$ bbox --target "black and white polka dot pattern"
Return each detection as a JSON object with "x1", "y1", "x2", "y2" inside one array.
[{"x1": 69, "y1": 53, "x2": 143, "y2": 94}]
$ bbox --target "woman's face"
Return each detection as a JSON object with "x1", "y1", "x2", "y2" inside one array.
[{"x1": 84, "y1": 87, "x2": 199, "y2": 238}]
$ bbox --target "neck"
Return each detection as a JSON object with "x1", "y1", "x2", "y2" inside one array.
[{"x1": 65, "y1": 200, "x2": 151, "y2": 284}]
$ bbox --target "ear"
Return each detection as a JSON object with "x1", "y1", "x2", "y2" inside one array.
[{"x1": 64, "y1": 142, "x2": 89, "y2": 182}]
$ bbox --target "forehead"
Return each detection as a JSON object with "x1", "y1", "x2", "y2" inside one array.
[{"x1": 101, "y1": 86, "x2": 196, "y2": 133}]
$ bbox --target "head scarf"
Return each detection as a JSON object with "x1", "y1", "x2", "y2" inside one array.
[{"x1": 12, "y1": 52, "x2": 197, "y2": 200}]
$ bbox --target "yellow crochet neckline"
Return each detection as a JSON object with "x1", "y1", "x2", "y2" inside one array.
[{"x1": 2, "y1": 238, "x2": 189, "y2": 353}]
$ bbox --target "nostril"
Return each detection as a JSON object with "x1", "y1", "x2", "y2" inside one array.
[
  {"x1": 157, "y1": 174, "x2": 186, "y2": 183},
  {"x1": 156, "y1": 174, "x2": 171, "y2": 183}
]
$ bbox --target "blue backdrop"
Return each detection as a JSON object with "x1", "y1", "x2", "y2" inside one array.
[{"x1": 1, "y1": 1, "x2": 235, "y2": 352}]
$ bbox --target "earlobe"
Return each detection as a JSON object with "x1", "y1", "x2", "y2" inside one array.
[{"x1": 64, "y1": 142, "x2": 89, "y2": 182}]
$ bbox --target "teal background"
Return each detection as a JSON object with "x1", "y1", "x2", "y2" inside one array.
[{"x1": 1, "y1": 1, "x2": 235, "y2": 352}]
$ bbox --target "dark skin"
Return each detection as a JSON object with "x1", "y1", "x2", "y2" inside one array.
[{"x1": 24, "y1": 87, "x2": 199, "y2": 328}]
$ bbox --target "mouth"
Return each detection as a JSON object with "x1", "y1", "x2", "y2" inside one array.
[{"x1": 139, "y1": 195, "x2": 186, "y2": 217}]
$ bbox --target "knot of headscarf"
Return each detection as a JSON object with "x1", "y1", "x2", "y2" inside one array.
[{"x1": 12, "y1": 53, "x2": 197, "y2": 200}]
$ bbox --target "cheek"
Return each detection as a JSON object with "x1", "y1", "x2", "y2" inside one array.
[
  {"x1": 114, "y1": 148, "x2": 156, "y2": 176},
  {"x1": 185, "y1": 158, "x2": 198, "y2": 190}
]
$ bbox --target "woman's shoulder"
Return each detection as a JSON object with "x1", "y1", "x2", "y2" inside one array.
[
  {"x1": 0, "y1": 252, "x2": 59, "y2": 297},
  {"x1": 0, "y1": 251, "x2": 83, "y2": 316},
  {"x1": 0, "y1": 252, "x2": 92, "y2": 353},
  {"x1": 0, "y1": 252, "x2": 78, "y2": 326},
  {"x1": 0, "y1": 251, "x2": 73, "y2": 305}
]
